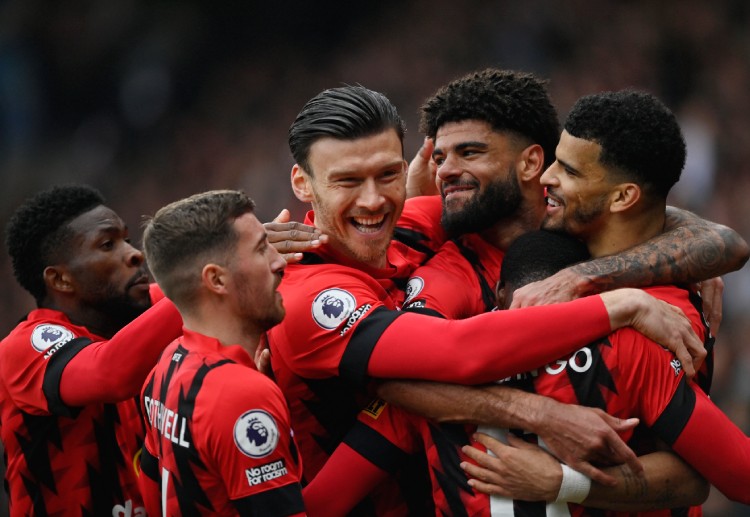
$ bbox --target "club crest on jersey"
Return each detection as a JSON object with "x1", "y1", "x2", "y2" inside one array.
[
  {"x1": 311, "y1": 288, "x2": 356, "y2": 330},
  {"x1": 404, "y1": 276, "x2": 424, "y2": 305},
  {"x1": 30, "y1": 324, "x2": 74, "y2": 353},
  {"x1": 234, "y1": 410, "x2": 279, "y2": 458}
]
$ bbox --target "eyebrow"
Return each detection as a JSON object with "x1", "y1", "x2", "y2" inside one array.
[
  {"x1": 254, "y1": 231, "x2": 268, "y2": 250},
  {"x1": 557, "y1": 157, "x2": 579, "y2": 174},
  {"x1": 433, "y1": 141, "x2": 489, "y2": 157}
]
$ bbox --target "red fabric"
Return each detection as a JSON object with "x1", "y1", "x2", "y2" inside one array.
[
  {"x1": 404, "y1": 234, "x2": 504, "y2": 318},
  {"x1": 303, "y1": 444, "x2": 391, "y2": 517},
  {"x1": 338, "y1": 286, "x2": 724, "y2": 516},
  {"x1": 0, "y1": 308, "x2": 148, "y2": 516},
  {"x1": 140, "y1": 329, "x2": 304, "y2": 516},
  {"x1": 59, "y1": 296, "x2": 182, "y2": 405}
]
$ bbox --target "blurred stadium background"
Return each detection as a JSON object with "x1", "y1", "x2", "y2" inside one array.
[{"x1": 1, "y1": 1, "x2": 748, "y2": 515}]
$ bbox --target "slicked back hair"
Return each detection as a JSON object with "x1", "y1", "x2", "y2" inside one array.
[
  {"x1": 6, "y1": 184, "x2": 104, "y2": 304},
  {"x1": 288, "y1": 85, "x2": 406, "y2": 175},
  {"x1": 420, "y1": 68, "x2": 561, "y2": 167},
  {"x1": 143, "y1": 190, "x2": 256, "y2": 309},
  {"x1": 564, "y1": 90, "x2": 686, "y2": 199}
]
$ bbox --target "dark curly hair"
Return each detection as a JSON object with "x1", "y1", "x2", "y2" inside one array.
[
  {"x1": 5, "y1": 185, "x2": 104, "y2": 304},
  {"x1": 420, "y1": 68, "x2": 561, "y2": 167},
  {"x1": 564, "y1": 90, "x2": 686, "y2": 198},
  {"x1": 289, "y1": 85, "x2": 406, "y2": 175}
]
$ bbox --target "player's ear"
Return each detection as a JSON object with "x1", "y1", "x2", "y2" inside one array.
[
  {"x1": 495, "y1": 280, "x2": 509, "y2": 310},
  {"x1": 517, "y1": 144, "x2": 545, "y2": 182},
  {"x1": 44, "y1": 266, "x2": 74, "y2": 294},
  {"x1": 202, "y1": 263, "x2": 229, "y2": 295},
  {"x1": 610, "y1": 183, "x2": 641, "y2": 213},
  {"x1": 291, "y1": 164, "x2": 314, "y2": 203}
]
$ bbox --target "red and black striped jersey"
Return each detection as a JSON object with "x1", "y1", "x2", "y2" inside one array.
[
  {"x1": 0, "y1": 308, "x2": 146, "y2": 516},
  {"x1": 139, "y1": 329, "x2": 304, "y2": 516},
  {"x1": 403, "y1": 233, "x2": 504, "y2": 318},
  {"x1": 345, "y1": 286, "x2": 745, "y2": 515},
  {"x1": 267, "y1": 196, "x2": 624, "y2": 516}
]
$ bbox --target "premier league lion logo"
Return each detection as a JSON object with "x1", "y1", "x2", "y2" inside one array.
[
  {"x1": 234, "y1": 410, "x2": 279, "y2": 458},
  {"x1": 311, "y1": 288, "x2": 356, "y2": 330},
  {"x1": 245, "y1": 417, "x2": 269, "y2": 447},
  {"x1": 30, "y1": 324, "x2": 74, "y2": 353}
]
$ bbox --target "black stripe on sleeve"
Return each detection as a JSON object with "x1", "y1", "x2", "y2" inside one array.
[
  {"x1": 401, "y1": 305, "x2": 446, "y2": 318},
  {"x1": 231, "y1": 483, "x2": 305, "y2": 517},
  {"x1": 339, "y1": 307, "x2": 402, "y2": 388},
  {"x1": 139, "y1": 445, "x2": 160, "y2": 482},
  {"x1": 651, "y1": 379, "x2": 696, "y2": 446},
  {"x1": 343, "y1": 420, "x2": 408, "y2": 474},
  {"x1": 42, "y1": 336, "x2": 93, "y2": 418}
]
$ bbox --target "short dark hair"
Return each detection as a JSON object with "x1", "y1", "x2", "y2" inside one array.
[
  {"x1": 288, "y1": 85, "x2": 406, "y2": 175},
  {"x1": 564, "y1": 90, "x2": 686, "y2": 199},
  {"x1": 420, "y1": 69, "x2": 561, "y2": 167},
  {"x1": 143, "y1": 190, "x2": 256, "y2": 307},
  {"x1": 501, "y1": 230, "x2": 590, "y2": 292},
  {"x1": 6, "y1": 184, "x2": 104, "y2": 304}
]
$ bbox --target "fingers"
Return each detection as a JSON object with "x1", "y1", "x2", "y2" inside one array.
[
  {"x1": 272, "y1": 208, "x2": 291, "y2": 224},
  {"x1": 565, "y1": 458, "x2": 616, "y2": 487}
]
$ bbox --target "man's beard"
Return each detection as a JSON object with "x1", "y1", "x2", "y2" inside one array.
[
  {"x1": 95, "y1": 293, "x2": 150, "y2": 329},
  {"x1": 441, "y1": 173, "x2": 522, "y2": 237}
]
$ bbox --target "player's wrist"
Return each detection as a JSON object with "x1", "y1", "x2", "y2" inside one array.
[{"x1": 555, "y1": 464, "x2": 592, "y2": 503}]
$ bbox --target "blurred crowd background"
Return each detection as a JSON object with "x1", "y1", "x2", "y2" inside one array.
[{"x1": 1, "y1": 0, "x2": 748, "y2": 515}]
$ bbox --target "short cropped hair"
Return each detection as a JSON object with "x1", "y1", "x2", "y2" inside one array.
[
  {"x1": 564, "y1": 90, "x2": 686, "y2": 199},
  {"x1": 6, "y1": 184, "x2": 104, "y2": 304},
  {"x1": 501, "y1": 230, "x2": 590, "y2": 292},
  {"x1": 143, "y1": 190, "x2": 256, "y2": 308},
  {"x1": 288, "y1": 85, "x2": 406, "y2": 175},
  {"x1": 420, "y1": 69, "x2": 561, "y2": 167}
]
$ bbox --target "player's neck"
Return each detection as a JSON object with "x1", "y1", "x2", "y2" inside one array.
[
  {"x1": 588, "y1": 209, "x2": 666, "y2": 258},
  {"x1": 183, "y1": 310, "x2": 262, "y2": 359},
  {"x1": 480, "y1": 202, "x2": 545, "y2": 251}
]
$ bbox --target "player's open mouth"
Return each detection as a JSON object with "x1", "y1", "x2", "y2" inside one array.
[
  {"x1": 442, "y1": 184, "x2": 475, "y2": 200},
  {"x1": 545, "y1": 192, "x2": 562, "y2": 208},
  {"x1": 350, "y1": 214, "x2": 387, "y2": 234}
]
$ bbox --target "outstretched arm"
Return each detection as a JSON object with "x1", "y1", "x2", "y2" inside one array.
[
  {"x1": 511, "y1": 207, "x2": 749, "y2": 309},
  {"x1": 375, "y1": 380, "x2": 641, "y2": 486},
  {"x1": 461, "y1": 433, "x2": 708, "y2": 510}
]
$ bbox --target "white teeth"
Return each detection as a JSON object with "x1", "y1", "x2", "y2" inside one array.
[
  {"x1": 352, "y1": 215, "x2": 385, "y2": 233},
  {"x1": 547, "y1": 197, "x2": 561, "y2": 208},
  {"x1": 353, "y1": 215, "x2": 384, "y2": 226}
]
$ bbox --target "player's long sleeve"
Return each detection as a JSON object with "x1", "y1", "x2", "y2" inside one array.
[
  {"x1": 303, "y1": 443, "x2": 390, "y2": 517},
  {"x1": 58, "y1": 297, "x2": 183, "y2": 406},
  {"x1": 669, "y1": 386, "x2": 750, "y2": 503},
  {"x1": 357, "y1": 296, "x2": 610, "y2": 385}
]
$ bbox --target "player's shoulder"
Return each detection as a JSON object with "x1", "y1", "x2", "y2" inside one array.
[{"x1": 0, "y1": 309, "x2": 84, "y2": 361}]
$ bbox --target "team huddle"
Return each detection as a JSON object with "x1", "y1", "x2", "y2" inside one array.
[{"x1": 1, "y1": 69, "x2": 749, "y2": 516}]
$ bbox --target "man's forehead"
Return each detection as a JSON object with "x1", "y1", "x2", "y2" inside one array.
[
  {"x1": 557, "y1": 131, "x2": 602, "y2": 167},
  {"x1": 67, "y1": 205, "x2": 124, "y2": 233},
  {"x1": 307, "y1": 129, "x2": 404, "y2": 173}
]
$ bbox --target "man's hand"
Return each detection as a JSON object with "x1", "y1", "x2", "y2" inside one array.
[
  {"x1": 461, "y1": 433, "x2": 563, "y2": 501},
  {"x1": 600, "y1": 288, "x2": 706, "y2": 378},
  {"x1": 406, "y1": 137, "x2": 438, "y2": 198},
  {"x1": 536, "y1": 401, "x2": 640, "y2": 486},
  {"x1": 510, "y1": 268, "x2": 582, "y2": 308},
  {"x1": 264, "y1": 209, "x2": 328, "y2": 263},
  {"x1": 694, "y1": 277, "x2": 723, "y2": 335}
]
